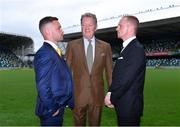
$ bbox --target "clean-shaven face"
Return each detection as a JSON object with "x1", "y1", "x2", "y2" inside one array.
[
  {"x1": 51, "y1": 20, "x2": 64, "y2": 42},
  {"x1": 116, "y1": 18, "x2": 128, "y2": 40},
  {"x1": 81, "y1": 17, "x2": 97, "y2": 40},
  {"x1": 43, "y1": 20, "x2": 64, "y2": 43}
]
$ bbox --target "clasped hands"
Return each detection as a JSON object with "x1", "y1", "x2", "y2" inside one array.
[{"x1": 104, "y1": 92, "x2": 114, "y2": 108}]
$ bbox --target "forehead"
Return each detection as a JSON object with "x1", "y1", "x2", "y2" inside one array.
[
  {"x1": 82, "y1": 17, "x2": 94, "y2": 23},
  {"x1": 52, "y1": 20, "x2": 60, "y2": 25}
]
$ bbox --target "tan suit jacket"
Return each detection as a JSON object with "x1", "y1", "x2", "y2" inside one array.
[{"x1": 65, "y1": 38, "x2": 112, "y2": 107}]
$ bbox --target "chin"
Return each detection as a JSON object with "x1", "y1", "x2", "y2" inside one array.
[{"x1": 85, "y1": 36, "x2": 91, "y2": 40}]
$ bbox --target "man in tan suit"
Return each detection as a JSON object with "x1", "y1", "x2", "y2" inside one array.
[{"x1": 65, "y1": 12, "x2": 112, "y2": 126}]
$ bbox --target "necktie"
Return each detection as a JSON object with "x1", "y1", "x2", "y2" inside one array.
[
  {"x1": 56, "y1": 48, "x2": 62, "y2": 57},
  {"x1": 87, "y1": 40, "x2": 93, "y2": 73}
]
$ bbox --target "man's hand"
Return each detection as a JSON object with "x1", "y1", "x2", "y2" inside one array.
[{"x1": 104, "y1": 92, "x2": 114, "y2": 108}]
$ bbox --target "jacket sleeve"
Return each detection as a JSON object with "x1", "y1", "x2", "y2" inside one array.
[
  {"x1": 34, "y1": 52, "x2": 59, "y2": 116},
  {"x1": 105, "y1": 44, "x2": 113, "y2": 88}
]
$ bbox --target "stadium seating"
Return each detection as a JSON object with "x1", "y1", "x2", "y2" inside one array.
[
  {"x1": 146, "y1": 58, "x2": 180, "y2": 67},
  {"x1": 0, "y1": 46, "x2": 25, "y2": 68},
  {"x1": 144, "y1": 39, "x2": 179, "y2": 53},
  {"x1": 144, "y1": 39, "x2": 180, "y2": 67}
]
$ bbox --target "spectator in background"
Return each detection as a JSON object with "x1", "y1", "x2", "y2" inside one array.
[
  {"x1": 105, "y1": 15, "x2": 146, "y2": 126},
  {"x1": 34, "y1": 16, "x2": 74, "y2": 126},
  {"x1": 65, "y1": 12, "x2": 112, "y2": 126}
]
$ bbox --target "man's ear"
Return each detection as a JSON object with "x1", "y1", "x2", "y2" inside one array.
[{"x1": 44, "y1": 28, "x2": 51, "y2": 36}]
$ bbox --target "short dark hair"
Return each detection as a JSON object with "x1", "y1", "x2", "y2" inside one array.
[
  {"x1": 39, "y1": 16, "x2": 58, "y2": 32},
  {"x1": 81, "y1": 12, "x2": 97, "y2": 26}
]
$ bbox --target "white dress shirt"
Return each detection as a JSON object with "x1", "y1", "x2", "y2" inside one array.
[{"x1": 121, "y1": 36, "x2": 136, "y2": 52}]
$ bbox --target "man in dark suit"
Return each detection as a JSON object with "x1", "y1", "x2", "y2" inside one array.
[
  {"x1": 105, "y1": 15, "x2": 146, "y2": 126},
  {"x1": 34, "y1": 16, "x2": 74, "y2": 126},
  {"x1": 65, "y1": 12, "x2": 112, "y2": 126}
]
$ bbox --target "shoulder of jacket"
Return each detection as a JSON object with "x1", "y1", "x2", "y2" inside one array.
[
  {"x1": 96, "y1": 39, "x2": 110, "y2": 46},
  {"x1": 69, "y1": 38, "x2": 82, "y2": 44}
]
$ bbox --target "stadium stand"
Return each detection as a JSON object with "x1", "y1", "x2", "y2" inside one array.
[
  {"x1": 144, "y1": 39, "x2": 179, "y2": 53},
  {"x1": 0, "y1": 46, "x2": 24, "y2": 68},
  {"x1": 146, "y1": 58, "x2": 180, "y2": 67},
  {"x1": 144, "y1": 38, "x2": 180, "y2": 67},
  {"x1": 0, "y1": 33, "x2": 34, "y2": 69}
]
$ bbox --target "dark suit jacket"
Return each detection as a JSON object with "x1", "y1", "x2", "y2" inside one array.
[
  {"x1": 34, "y1": 42, "x2": 74, "y2": 118},
  {"x1": 65, "y1": 38, "x2": 112, "y2": 106},
  {"x1": 109, "y1": 38, "x2": 146, "y2": 118}
]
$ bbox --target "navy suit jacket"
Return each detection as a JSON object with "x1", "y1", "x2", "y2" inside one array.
[
  {"x1": 34, "y1": 42, "x2": 74, "y2": 118},
  {"x1": 109, "y1": 38, "x2": 146, "y2": 118}
]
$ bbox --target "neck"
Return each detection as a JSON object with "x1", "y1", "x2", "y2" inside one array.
[{"x1": 44, "y1": 38, "x2": 57, "y2": 45}]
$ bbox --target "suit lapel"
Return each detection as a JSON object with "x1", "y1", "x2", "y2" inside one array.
[
  {"x1": 78, "y1": 39, "x2": 89, "y2": 73},
  {"x1": 91, "y1": 39, "x2": 102, "y2": 74},
  {"x1": 44, "y1": 42, "x2": 66, "y2": 70},
  {"x1": 121, "y1": 39, "x2": 136, "y2": 55},
  {"x1": 44, "y1": 42, "x2": 61, "y2": 58}
]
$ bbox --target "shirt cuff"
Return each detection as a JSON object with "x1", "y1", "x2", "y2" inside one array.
[{"x1": 107, "y1": 92, "x2": 111, "y2": 96}]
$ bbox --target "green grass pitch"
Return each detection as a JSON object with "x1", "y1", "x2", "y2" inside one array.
[{"x1": 0, "y1": 68, "x2": 180, "y2": 126}]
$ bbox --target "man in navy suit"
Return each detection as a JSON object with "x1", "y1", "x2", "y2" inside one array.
[
  {"x1": 34, "y1": 16, "x2": 74, "y2": 126},
  {"x1": 105, "y1": 15, "x2": 146, "y2": 126}
]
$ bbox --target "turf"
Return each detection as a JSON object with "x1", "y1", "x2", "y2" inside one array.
[{"x1": 0, "y1": 68, "x2": 180, "y2": 126}]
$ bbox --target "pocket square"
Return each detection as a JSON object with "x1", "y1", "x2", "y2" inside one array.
[
  {"x1": 118, "y1": 57, "x2": 123, "y2": 59},
  {"x1": 101, "y1": 53, "x2": 105, "y2": 56}
]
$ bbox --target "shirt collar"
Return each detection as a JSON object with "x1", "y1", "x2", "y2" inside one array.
[
  {"x1": 44, "y1": 40, "x2": 58, "y2": 50},
  {"x1": 83, "y1": 36, "x2": 95, "y2": 44},
  {"x1": 123, "y1": 36, "x2": 136, "y2": 48}
]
